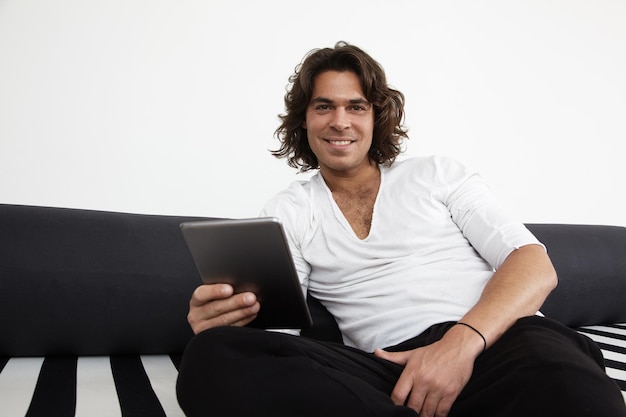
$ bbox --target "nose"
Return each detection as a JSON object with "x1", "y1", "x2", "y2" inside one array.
[{"x1": 330, "y1": 108, "x2": 350, "y2": 131}]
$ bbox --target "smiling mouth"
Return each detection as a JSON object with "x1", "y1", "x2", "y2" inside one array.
[{"x1": 326, "y1": 139, "x2": 353, "y2": 146}]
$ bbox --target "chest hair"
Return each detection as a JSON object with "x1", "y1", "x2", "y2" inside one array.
[{"x1": 332, "y1": 184, "x2": 379, "y2": 239}]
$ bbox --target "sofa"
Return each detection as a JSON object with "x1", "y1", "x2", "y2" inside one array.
[{"x1": 0, "y1": 203, "x2": 624, "y2": 416}]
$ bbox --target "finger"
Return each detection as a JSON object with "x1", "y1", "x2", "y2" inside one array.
[
  {"x1": 389, "y1": 371, "x2": 415, "y2": 407},
  {"x1": 407, "y1": 383, "x2": 456, "y2": 417},
  {"x1": 190, "y1": 300, "x2": 260, "y2": 333},
  {"x1": 374, "y1": 348, "x2": 409, "y2": 365},
  {"x1": 434, "y1": 397, "x2": 454, "y2": 417},
  {"x1": 212, "y1": 292, "x2": 259, "y2": 319},
  {"x1": 230, "y1": 310, "x2": 260, "y2": 327},
  {"x1": 413, "y1": 392, "x2": 438, "y2": 417},
  {"x1": 212, "y1": 300, "x2": 260, "y2": 327},
  {"x1": 190, "y1": 283, "x2": 233, "y2": 306}
]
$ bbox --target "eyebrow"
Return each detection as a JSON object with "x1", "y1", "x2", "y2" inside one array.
[{"x1": 310, "y1": 97, "x2": 371, "y2": 106}]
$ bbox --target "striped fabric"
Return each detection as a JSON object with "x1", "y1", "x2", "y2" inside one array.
[
  {"x1": 577, "y1": 324, "x2": 626, "y2": 402},
  {"x1": 0, "y1": 355, "x2": 184, "y2": 417},
  {"x1": 1, "y1": 325, "x2": 625, "y2": 416}
]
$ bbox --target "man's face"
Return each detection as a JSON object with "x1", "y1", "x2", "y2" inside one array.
[{"x1": 304, "y1": 70, "x2": 375, "y2": 176}]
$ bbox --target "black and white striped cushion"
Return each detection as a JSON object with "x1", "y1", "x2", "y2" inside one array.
[
  {"x1": 577, "y1": 323, "x2": 626, "y2": 402},
  {"x1": 1, "y1": 325, "x2": 625, "y2": 416},
  {"x1": 0, "y1": 355, "x2": 184, "y2": 416}
]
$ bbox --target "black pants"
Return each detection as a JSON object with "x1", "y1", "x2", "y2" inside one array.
[{"x1": 176, "y1": 316, "x2": 626, "y2": 416}]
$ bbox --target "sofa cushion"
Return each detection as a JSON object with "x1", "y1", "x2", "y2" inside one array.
[
  {"x1": 0, "y1": 204, "x2": 212, "y2": 356},
  {"x1": 528, "y1": 224, "x2": 626, "y2": 327}
]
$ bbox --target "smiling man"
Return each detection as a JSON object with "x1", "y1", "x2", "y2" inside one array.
[{"x1": 176, "y1": 42, "x2": 626, "y2": 417}]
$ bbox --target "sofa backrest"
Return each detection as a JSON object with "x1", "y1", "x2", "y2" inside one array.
[
  {"x1": 2, "y1": 204, "x2": 624, "y2": 357},
  {"x1": 527, "y1": 223, "x2": 626, "y2": 327},
  {"x1": 0, "y1": 204, "x2": 209, "y2": 357}
]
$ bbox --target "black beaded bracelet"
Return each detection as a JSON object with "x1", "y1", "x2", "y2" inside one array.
[{"x1": 455, "y1": 322, "x2": 487, "y2": 353}]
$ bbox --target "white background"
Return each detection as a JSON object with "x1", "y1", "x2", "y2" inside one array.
[{"x1": 1, "y1": 0, "x2": 624, "y2": 226}]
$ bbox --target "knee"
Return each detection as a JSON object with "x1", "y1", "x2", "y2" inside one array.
[
  {"x1": 176, "y1": 327, "x2": 266, "y2": 415},
  {"x1": 187, "y1": 326, "x2": 243, "y2": 351},
  {"x1": 488, "y1": 318, "x2": 625, "y2": 415},
  {"x1": 497, "y1": 317, "x2": 602, "y2": 375}
]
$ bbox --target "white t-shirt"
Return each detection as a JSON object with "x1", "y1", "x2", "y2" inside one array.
[{"x1": 260, "y1": 156, "x2": 541, "y2": 352}]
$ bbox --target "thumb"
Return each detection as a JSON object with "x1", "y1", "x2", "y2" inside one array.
[{"x1": 374, "y1": 348, "x2": 410, "y2": 365}]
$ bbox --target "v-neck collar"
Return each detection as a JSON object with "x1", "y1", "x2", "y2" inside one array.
[{"x1": 316, "y1": 166, "x2": 385, "y2": 241}]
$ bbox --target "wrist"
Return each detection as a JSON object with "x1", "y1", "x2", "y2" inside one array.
[
  {"x1": 455, "y1": 322, "x2": 487, "y2": 352},
  {"x1": 445, "y1": 322, "x2": 487, "y2": 357}
]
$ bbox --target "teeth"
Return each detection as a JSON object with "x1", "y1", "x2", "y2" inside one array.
[{"x1": 330, "y1": 140, "x2": 351, "y2": 145}]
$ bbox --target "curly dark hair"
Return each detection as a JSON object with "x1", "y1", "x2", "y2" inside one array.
[{"x1": 272, "y1": 41, "x2": 409, "y2": 172}]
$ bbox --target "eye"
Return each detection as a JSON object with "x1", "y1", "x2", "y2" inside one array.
[
  {"x1": 349, "y1": 104, "x2": 372, "y2": 113},
  {"x1": 347, "y1": 101, "x2": 371, "y2": 112},
  {"x1": 313, "y1": 104, "x2": 333, "y2": 113}
]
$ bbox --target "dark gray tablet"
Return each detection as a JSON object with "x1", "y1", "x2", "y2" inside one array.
[{"x1": 180, "y1": 217, "x2": 312, "y2": 329}]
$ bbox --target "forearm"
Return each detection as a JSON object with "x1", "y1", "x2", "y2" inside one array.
[
  {"x1": 452, "y1": 244, "x2": 558, "y2": 350},
  {"x1": 376, "y1": 245, "x2": 557, "y2": 416}
]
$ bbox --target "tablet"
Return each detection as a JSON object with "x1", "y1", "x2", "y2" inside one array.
[{"x1": 180, "y1": 217, "x2": 312, "y2": 329}]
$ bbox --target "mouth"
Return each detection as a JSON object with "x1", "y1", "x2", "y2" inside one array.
[{"x1": 324, "y1": 139, "x2": 354, "y2": 146}]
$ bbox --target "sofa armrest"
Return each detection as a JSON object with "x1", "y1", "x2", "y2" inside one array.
[{"x1": 527, "y1": 224, "x2": 626, "y2": 327}]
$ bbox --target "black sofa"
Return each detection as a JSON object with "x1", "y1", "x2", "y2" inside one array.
[{"x1": 1, "y1": 203, "x2": 625, "y2": 415}]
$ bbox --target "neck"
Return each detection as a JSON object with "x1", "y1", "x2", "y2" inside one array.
[{"x1": 320, "y1": 161, "x2": 381, "y2": 193}]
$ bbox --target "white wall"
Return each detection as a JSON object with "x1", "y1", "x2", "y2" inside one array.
[{"x1": 1, "y1": 0, "x2": 624, "y2": 226}]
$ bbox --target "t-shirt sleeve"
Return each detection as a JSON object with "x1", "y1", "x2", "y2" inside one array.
[{"x1": 440, "y1": 157, "x2": 543, "y2": 269}]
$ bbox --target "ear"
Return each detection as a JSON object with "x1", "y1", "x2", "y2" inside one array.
[{"x1": 302, "y1": 120, "x2": 307, "y2": 129}]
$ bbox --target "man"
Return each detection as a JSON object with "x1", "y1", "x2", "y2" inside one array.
[{"x1": 177, "y1": 42, "x2": 626, "y2": 417}]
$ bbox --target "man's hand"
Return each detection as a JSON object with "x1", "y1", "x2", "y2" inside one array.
[
  {"x1": 374, "y1": 324, "x2": 483, "y2": 417},
  {"x1": 187, "y1": 283, "x2": 260, "y2": 334}
]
